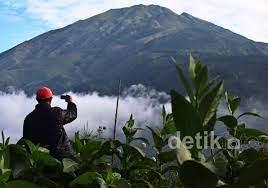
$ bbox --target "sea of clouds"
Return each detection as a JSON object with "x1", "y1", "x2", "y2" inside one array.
[
  {"x1": 0, "y1": 84, "x2": 267, "y2": 143},
  {"x1": 0, "y1": 85, "x2": 171, "y2": 142}
]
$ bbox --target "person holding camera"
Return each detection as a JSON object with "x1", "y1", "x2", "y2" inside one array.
[{"x1": 23, "y1": 87, "x2": 77, "y2": 159}]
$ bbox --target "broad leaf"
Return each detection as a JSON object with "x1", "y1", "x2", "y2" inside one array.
[
  {"x1": 189, "y1": 54, "x2": 196, "y2": 79},
  {"x1": 236, "y1": 159, "x2": 268, "y2": 187},
  {"x1": 122, "y1": 144, "x2": 146, "y2": 159},
  {"x1": 225, "y1": 92, "x2": 241, "y2": 114},
  {"x1": 236, "y1": 127, "x2": 268, "y2": 143},
  {"x1": 63, "y1": 158, "x2": 79, "y2": 173},
  {"x1": 171, "y1": 90, "x2": 202, "y2": 138},
  {"x1": 238, "y1": 148, "x2": 259, "y2": 164},
  {"x1": 146, "y1": 126, "x2": 164, "y2": 151},
  {"x1": 7, "y1": 180, "x2": 40, "y2": 188},
  {"x1": 179, "y1": 160, "x2": 218, "y2": 188},
  {"x1": 70, "y1": 172, "x2": 106, "y2": 187},
  {"x1": 116, "y1": 179, "x2": 131, "y2": 188},
  {"x1": 194, "y1": 65, "x2": 208, "y2": 93},
  {"x1": 32, "y1": 150, "x2": 61, "y2": 168},
  {"x1": 171, "y1": 57, "x2": 195, "y2": 104},
  {"x1": 0, "y1": 169, "x2": 11, "y2": 183},
  {"x1": 238, "y1": 112, "x2": 263, "y2": 119},
  {"x1": 199, "y1": 81, "x2": 224, "y2": 126},
  {"x1": 218, "y1": 115, "x2": 238, "y2": 129},
  {"x1": 158, "y1": 151, "x2": 176, "y2": 164}
]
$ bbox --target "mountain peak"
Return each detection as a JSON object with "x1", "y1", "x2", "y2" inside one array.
[
  {"x1": 104, "y1": 4, "x2": 178, "y2": 19},
  {"x1": 0, "y1": 4, "x2": 268, "y2": 95},
  {"x1": 180, "y1": 12, "x2": 192, "y2": 17}
]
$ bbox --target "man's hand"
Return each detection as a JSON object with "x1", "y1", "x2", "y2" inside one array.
[{"x1": 65, "y1": 95, "x2": 72, "y2": 103}]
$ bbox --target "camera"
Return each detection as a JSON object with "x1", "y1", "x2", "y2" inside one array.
[{"x1": 60, "y1": 95, "x2": 68, "y2": 100}]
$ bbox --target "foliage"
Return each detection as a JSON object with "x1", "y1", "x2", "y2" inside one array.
[{"x1": 0, "y1": 55, "x2": 268, "y2": 187}]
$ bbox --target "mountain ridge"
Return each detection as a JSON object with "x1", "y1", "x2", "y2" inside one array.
[
  {"x1": 1, "y1": 5, "x2": 267, "y2": 57},
  {"x1": 0, "y1": 4, "x2": 268, "y2": 98}
]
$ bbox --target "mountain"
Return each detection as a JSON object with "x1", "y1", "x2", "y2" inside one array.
[{"x1": 0, "y1": 4, "x2": 268, "y2": 98}]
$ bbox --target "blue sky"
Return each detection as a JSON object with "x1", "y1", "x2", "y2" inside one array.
[
  {"x1": 0, "y1": 0, "x2": 268, "y2": 53},
  {"x1": 0, "y1": 1, "x2": 52, "y2": 52}
]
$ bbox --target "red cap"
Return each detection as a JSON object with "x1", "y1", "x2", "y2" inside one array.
[{"x1": 36, "y1": 87, "x2": 53, "y2": 100}]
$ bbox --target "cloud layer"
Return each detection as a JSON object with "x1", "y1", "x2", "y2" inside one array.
[
  {"x1": 0, "y1": 85, "x2": 267, "y2": 144},
  {"x1": 0, "y1": 85, "x2": 170, "y2": 142}
]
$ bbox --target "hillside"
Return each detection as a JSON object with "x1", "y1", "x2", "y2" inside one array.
[{"x1": 0, "y1": 4, "x2": 268, "y2": 98}]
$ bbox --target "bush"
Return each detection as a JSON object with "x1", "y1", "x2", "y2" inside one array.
[{"x1": 0, "y1": 55, "x2": 268, "y2": 187}]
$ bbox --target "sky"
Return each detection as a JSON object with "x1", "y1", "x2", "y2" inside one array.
[{"x1": 0, "y1": 0, "x2": 268, "y2": 53}]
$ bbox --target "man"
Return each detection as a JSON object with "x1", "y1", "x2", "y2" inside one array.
[{"x1": 23, "y1": 87, "x2": 77, "y2": 159}]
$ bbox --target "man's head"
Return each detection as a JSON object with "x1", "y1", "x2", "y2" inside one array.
[{"x1": 36, "y1": 87, "x2": 53, "y2": 104}]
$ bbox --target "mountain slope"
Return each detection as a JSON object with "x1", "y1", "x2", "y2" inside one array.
[{"x1": 0, "y1": 4, "x2": 268, "y2": 97}]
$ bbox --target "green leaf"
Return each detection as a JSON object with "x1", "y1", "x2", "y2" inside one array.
[
  {"x1": 0, "y1": 169, "x2": 11, "y2": 183},
  {"x1": 162, "y1": 105, "x2": 166, "y2": 126},
  {"x1": 24, "y1": 140, "x2": 37, "y2": 154},
  {"x1": 218, "y1": 115, "x2": 238, "y2": 129},
  {"x1": 132, "y1": 137, "x2": 150, "y2": 146},
  {"x1": 0, "y1": 153, "x2": 9, "y2": 170},
  {"x1": 158, "y1": 151, "x2": 176, "y2": 164},
  {"x1": 37, "y1": 147, "x2": 49, "y2": 153},
  {"x1": 236, "y1": 127, "x2": 268, "y2": 142},
  {"x1": 238, "y1": 112, "x2": 263, "y2": 119},
  {"x1": 225, "y1": 91, "x2": 241, "y2": 114},
  {"x1": 4, "y1": 137, "x2": 10, "y2": 146},
  {"x1": 179, "y1": 160, "x2": 218, "y2": 188},
  {"x1": 204, "y1": 113, "x2": 216, "y2": 132},
  {"x1": 106, "y1": 169, "x2": 121, "y2": 186},
  {"x1": 62, "y1": 158, "x2": 79, "y2": 173},
  {"x1": 123, "y1": 115, "x2": 141, "y2": 143},
  {"x1": 171, "y1": 90, "x2": 202, "y2": 138},
  {"x1": 230, "y1": 97, "x2": 241, "y2": 114},
  {"x1": 70, "y1": 172, "x2": 106, "y2": 187},
  {"x1": 1, "y1": 131, "x2": 4, "y2": 145},
  {"x1": 7, "y1": 180, "x2": 40, "y2": 188},
  {"x1": 146, "y1": 126, "x2": 164, "y2": 151},
  {"x1": 100, "y1": 140, "x2": 122, "y2": 156},
  {"x1": 238, "y1": 148, "x2": 259, "y2": 164},
  {"x1": 72, "y1": 132, "x2": 83, "y2": 153},
  {"x1": 171, "y1": 57, "x2": 195, "y2": 104},
  {"x1": 236, "y1": 159, "x2": 268, "y2": 187},
  {"x1": 194, "y1": 65, "x2": 208, "y2": 93},
  {"x1": 32, "y1": 150, "x2": 60, "y2": 168},
  {"x1": 128, "y1": 157, "x2": 156, "y2": 171},
  {"x1": 189, "y1": 54, "x2": 196, "y2": 79},
  {"x1": 116, "y1": 179, "x2": 131, "y2": 188},
  {"x1": 80, "y1": 139, "x2": 102, "y2": 159},
  {"x1": 199, "y1": 81, "x2": 224, "y2": 126},
  {"x1": 132, "y1": 180, "x2": 154, "y2": 188},
  {"x1": 161, "y1": 165, "x2": 180, "y2": 174},
  {"x1": 199, "y1": 76, "x2": 219, "y2": 99},
  {"x1": 122, "y1": 144, "x2": 146, "y2": 159},
  {"x1": 161, "y1": 114, "x2": 176, "y2": 135}
]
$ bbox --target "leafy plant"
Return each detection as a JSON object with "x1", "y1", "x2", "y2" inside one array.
[{"x1": 0, "y1": 55, "x2": 267, "y2": 187}]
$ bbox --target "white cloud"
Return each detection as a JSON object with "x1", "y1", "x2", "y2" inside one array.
[
  {"x1": 0, "y1": 89, "x2": 267, "y2": 145},
  {"x1": 0, "y1": 85, "x2": 266, "y2": 144},
  {"x1": 0, "y1": 86, "x2": 170, "y2": 142},
  {"x1": 16, "y1": 0, "x2": 268, "y2": 42}
]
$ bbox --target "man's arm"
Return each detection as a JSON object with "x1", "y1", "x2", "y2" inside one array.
[
  {"x1": 61, "y1": 102, "x2": 77, "y2": 125},
  {"x1": 54, "y1": 95, "x2": 77, "y2": 126}
]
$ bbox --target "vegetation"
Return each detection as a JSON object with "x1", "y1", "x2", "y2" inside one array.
[{"x1": 0, "y1": 55, "x2": 268, "y2": 187}]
